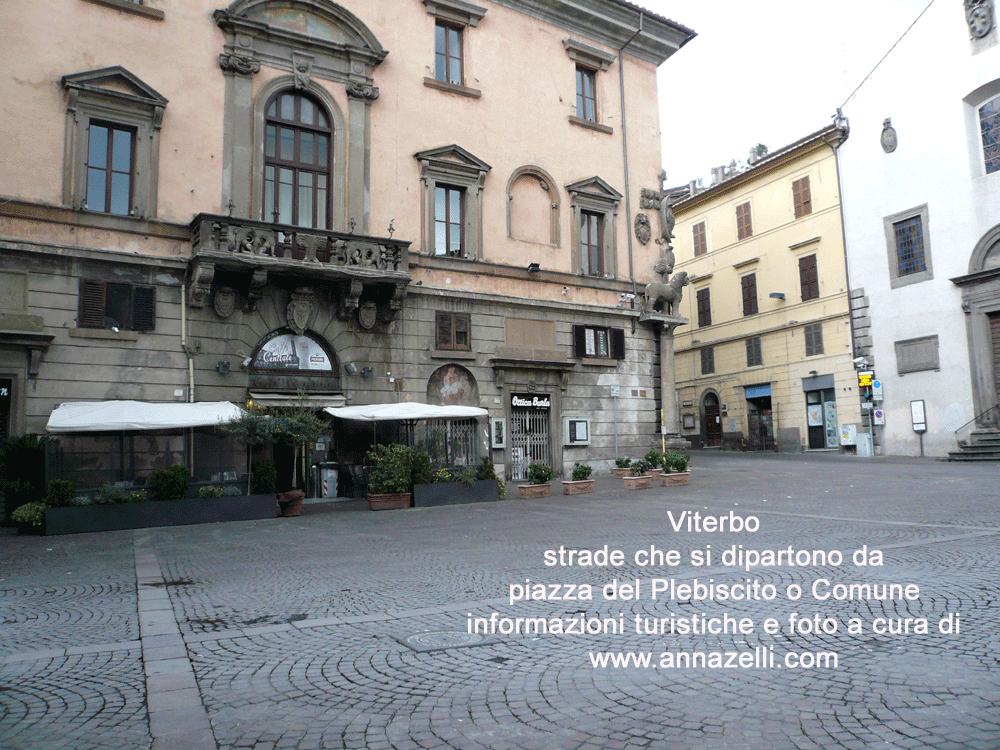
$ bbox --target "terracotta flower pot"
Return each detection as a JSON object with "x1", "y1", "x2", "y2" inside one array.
[
  {"x1": 622, "y1": 475, "x2": 652, "y2": 490},
  {"x1": 518, "y1": 483, "x2": 552, "y2": 498},
  {"x1": 660, "y1": 471, "x2": 691, "y2": 486},
  {"x1": 561, "y1": 479, "x2": 595, "y2": 495}
]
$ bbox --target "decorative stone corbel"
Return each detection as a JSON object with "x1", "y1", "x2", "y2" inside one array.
[
  {"x1": 28, "y1": 348, "x2": 43, "y2": 378},
  {"x1": 339, "y1": 279, "x2": 364, "y2": 319},
  {"x1": 218, "y1": 53, "x2": 261, "y2": 77},
  {"x1": 188, "y1": 261, "x2": 215, "y2": 308},
  {"x1": 346, "y1": 81, "x2": 380, "y2": 101},
  {"x1": 245, "y1": 269, "x2": 268, "y2": 312},
  {"x1": 379, "y1": 283, "x2": 407, "y2": 324},
  {"x1": 493, "y1": 368, "x2": 505, "y2": 390}
]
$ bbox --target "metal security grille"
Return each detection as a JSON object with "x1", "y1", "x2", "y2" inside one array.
[
  {"x1": 894, "y1": 217, "x2": 927, "y2": 276},
  {"x1": 510, "y1": 408, "x2": 550, "y2": 480},
  {"x1": 425, "y1": 418, "x2": 478, "y2": 466},
  {"x1": 747, "y1": 410, "x2": 775, "y2": 452}
]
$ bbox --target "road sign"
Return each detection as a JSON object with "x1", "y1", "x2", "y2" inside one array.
[
  {"x1": 874, "y1": 409, "x2": 885, "y2": 425},
  {"x1": 858, "y1": 370, "x2": 874, "y2": 387},
  {"x1": 872, "y1": 379, "x2": 883, "y2": 402}
]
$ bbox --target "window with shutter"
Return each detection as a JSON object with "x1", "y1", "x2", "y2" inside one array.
[
  {"x1": 792, "y1": 176, "x2": 812, "y2": 218},
  {"x1": 746, "y1": 336, "x2": 763, "y2": 367},
  {"x1": 700, "y1": 347, "x2": 714, "y2": 375},
  {"x1": 696, "y1": 287, "x2": 711, "y2": 327},
  {"x1": 799, "y1": 254, "x2": 819, "y2": 301},
  {"x1": 435, "y1": 311, "x2": 471, "y2": 350},
  {"x1": 693, "y1": 221, "x2": 707, "y2": 256},
  {"x1": 741, "y1": 274, "x2": 758, "y2": 316},
  {"x1": 573, "y1": 324, "x2": 624, "y2": 359},
  {"x1": 736, "y1": 202, "x2": 753, "y2": 240},
  {"x1": 77, "y1": 279, "x2": 155, "y2": 331},
  {"x1": 804, "y1": 323, "x2": 824, "y2": 356}
]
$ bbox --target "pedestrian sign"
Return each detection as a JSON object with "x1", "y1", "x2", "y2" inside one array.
[{"x1": 872, "y1": 379, "x2": 883, "y2": 402}]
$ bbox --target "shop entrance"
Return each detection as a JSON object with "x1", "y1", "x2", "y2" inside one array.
[
  {"x1": 510, "y1": 393, "x2": 551, "y2": 480},
  {"x1": 744, "y1": 384, "x2": 774, "y2": 451},
  {"x1": 806, "y1": 388, "x2": 838, "y2": 449}
]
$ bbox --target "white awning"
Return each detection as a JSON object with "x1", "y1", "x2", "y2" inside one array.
[
  {"x1": 248, "y1": 391, "x2": 347, "y2": 409},
  {"x1": 46, "y1": 401, "x2": 245, "y2": 433},
  {"x1": 324, "y1": 402, "x2": 488, "y2": 422}
]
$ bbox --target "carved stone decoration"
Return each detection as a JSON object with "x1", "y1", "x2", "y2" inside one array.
[
  {"x1": 493, "y1": 368, "x2": 505, "y2": 390},
  {"x1": 640, "y1": 188, "x2": 662, "y2": 211},
  {"x1": 218, "y1": 53, "x2": 260, "y2": 77},
  {"x1": 213, "y1": 286, "x2": 237, "y2": 318},
  {"x1": 346, "y1": 81, "x2": 380, "y2": 101},
  {"x1": 291, "y1": 52, "x2": 313, "y2": 89},
  {"x1": 358, "y1": 301, "x2": 378, "y2": 330},
  {"x1": 188, "y1": 262, "x2": 215, "y2": 308},
  {"x1": 881, "y1": 118, "x2": 898, "y2": 153},
  {"x1": 634, "y1": 213, "x2": 652, "y2": 245},
  {"x1": 966, "y1": 0, "x2": 995, "y2": 38},
  {"x1": 643, "y1": 270, "x2": 689, "y2": 315},
  {"x1": 380, "y1": 283, "x2": 407, "y2": 324},
  {"x1": 230, "y1": 226, "x2": 276, "y2": 256},
  {"x1": 245, "y1": 269, "x2": 268, "y2": 312},
  {"x1": 286, "y1": 287, "x2": 317, "y2": 335},
  {"x1": 658, "y1": 196, "x2": 676, "y2": 245}
]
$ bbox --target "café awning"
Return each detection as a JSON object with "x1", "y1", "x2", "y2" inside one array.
[
  {"x1": 324, "y1": 402, "x2": 487, "y2": 422},
  {"x1": 46, "y1": 400, "x2": 245, "y2": 433}
]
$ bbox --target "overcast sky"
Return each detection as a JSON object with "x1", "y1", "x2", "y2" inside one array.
[{"x1": 634, "y1": 0, "x2": 925, "y2": 186}]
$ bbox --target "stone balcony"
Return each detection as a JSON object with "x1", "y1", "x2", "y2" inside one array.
[{"x1": 187, "y1": 213, "x2": 411, "y2": 318}]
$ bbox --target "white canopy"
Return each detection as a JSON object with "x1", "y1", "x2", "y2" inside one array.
[
  {"x1": 324, "y1": 402, "x2": 488, "y2": 422},
  {"x1": 46, "y1": 400, "x2": 245, "y2": 433}
]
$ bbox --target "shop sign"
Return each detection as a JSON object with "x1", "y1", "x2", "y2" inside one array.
[
  {"x1": 511, "y1": 393, "x2": 550, "y2": 410},
  {"x1": 254, "y1": 334, "x2": 332, "y2": 371}
]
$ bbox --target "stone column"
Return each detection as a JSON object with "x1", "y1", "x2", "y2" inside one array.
[
  {"x1": 346, "y1": 82, "x2": 379, "y2": 234},
  {"x1": 660, "y1": 322, "x2": 679, "y2": 436}
]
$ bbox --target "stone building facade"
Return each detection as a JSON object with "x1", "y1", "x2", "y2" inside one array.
[
  {"x1": 0, "y1": 0, "x2": 695, "y2": 486},
  {"x1": 836, "y1": 0, "x2": 1000, "y2": 457},
  {"x1": 670, "y1": 124, "x2": 862, "y2": 453}
]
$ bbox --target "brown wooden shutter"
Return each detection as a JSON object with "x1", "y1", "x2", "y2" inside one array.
[
  {"x1": 132, "y1": 286, "x2": 156, "y2": 331},
  {"x1": 78, "y1": 280, "x2": 106, "y2": 328},
  {"x1": 736, "y1": 202, "x2": 753, "y2": 240},
  {"x1": 741, "y1": 274, "x2": 758, "y2": 316},
  {"x1": 610, "y1": 328, "x2": 625, "y2": 359},
  {"x1": 793, "y1": 177, "x2": 812, "y2": 218},
  {"x1": 799, "y1": 254, "x2": 819, "y2": 301},
  {"x1": 573, "y1": 325, "x2": 587, "y2": 357},
  {"x1": 453, "y1": 313, "x2": 470, "y2": 350},
  {"x1": 436, "y1": 312, "x2": 453, "y2": 350},
  {"x1": 696, "y1": 288, "x2": 711, "y2": 327},
  {"x1": 693, "y1": 221, "x2": 707, "y2": 256}
]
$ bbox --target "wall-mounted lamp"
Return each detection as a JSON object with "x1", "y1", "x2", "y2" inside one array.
[
  {"x1": 216, "y1": 360, "x2": 230, "y2": 374},
  {"x1": 361, "y1": 366, "x2": 374, "y2": 379},
  {"x1": 769, "y1": 292, "x2": 785, "y2": 300},
  {"x1": 527, "y1": 262, "x2": 541, "y2": 273},
  {"x1": 344, "y1": 362, "x2": 358, "y2": 375},
  {"x1": 809, "y1": 370, "x2": 818, "y2": 376}
]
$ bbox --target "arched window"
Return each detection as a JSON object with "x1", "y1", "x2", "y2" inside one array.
[{"x1": 263, "y1": 90, "x2": 332, "y2": 229}]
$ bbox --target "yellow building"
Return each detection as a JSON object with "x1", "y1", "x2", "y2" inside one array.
[{"x1": 670, "y1": 124, "x2": 863, "y2": 452}]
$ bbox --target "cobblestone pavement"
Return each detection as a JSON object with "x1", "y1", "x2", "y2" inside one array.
[{"x1": 2, "y1": 452, "x2": 999, "y2": 750}]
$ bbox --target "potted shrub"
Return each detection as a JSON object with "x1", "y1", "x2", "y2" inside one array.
[
  {"x1": 562, "y1": 462, "x2": 594, "y2": 495},
  {"x1": 365, "y1": 444, "x2": 415, "y2": 510},
  {"x1": 644, "y1": 450, "x2": 665, "y2": 477},
  {"x1": 11, "y1": 501, "x2": 47, "y2": 534},
  {"x1": 147, "y1": 465, "x2": 190, "y2": 502},
  {"x1": 661, "y1": 452, "x2": 691, "y2": 486},
  {"x1": 611, "y1": 457, "x2": 632, "y2": 478},
  {"x1": 413, "y1": 456, "x2": 502, "y2": 507},
  {"x1": 623, "y1": 460, "x2": 653, "y2": 490},
  {"x1": 519, "y1": 462, "x2": 554, "y2": 498}
]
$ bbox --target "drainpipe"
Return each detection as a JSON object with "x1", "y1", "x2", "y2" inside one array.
[
  {"x1": 180, "y1": 281, "x2": 195, "y2": 476},
  {"x1": 619, "y1": 12, "x2": 643, "y2": 295}
]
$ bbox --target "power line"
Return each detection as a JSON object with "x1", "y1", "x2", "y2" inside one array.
[{"x1": 840, "y1": 0, "x2": 938, "y2": 110}]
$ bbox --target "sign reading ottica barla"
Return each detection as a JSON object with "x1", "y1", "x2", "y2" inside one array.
[{"x1": 512, "y1": 393, "x2": 551, "y2": 410}]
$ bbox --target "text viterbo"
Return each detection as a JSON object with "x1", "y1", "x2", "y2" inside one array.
[{"x1": 668, "y1": 511, "x2": 759, "y2": 533}]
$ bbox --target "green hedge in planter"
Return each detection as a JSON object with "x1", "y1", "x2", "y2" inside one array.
[{"x1": 147, "y1": 465, "x2": 190, "y2": 502}]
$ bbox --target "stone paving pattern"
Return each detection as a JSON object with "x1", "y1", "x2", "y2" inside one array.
[{"x1": 2, "y1": 452, "x2": 999, "y2": 749}]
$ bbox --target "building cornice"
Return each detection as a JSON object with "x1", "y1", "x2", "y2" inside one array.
[
  {"x1": 674, "y1": 124, "x2": 848, "y2": 213},
  {"x1": 489, "y1": 0, "x2": 695, "y2": 66}
]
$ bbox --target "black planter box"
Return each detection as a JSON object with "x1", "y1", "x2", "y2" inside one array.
[
  {"x1": 43, "y1": 494, "x2": 278, "y2": 536},
  {"x1": 412, "y1": 479, "x2": 501, "y2": 508}
]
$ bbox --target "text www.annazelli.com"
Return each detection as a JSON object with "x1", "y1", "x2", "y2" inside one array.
[{"x1": 589, "y1": 648, "x2": 838, "y2": 670}]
